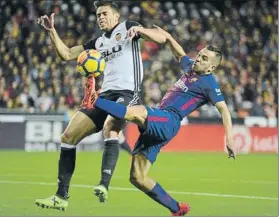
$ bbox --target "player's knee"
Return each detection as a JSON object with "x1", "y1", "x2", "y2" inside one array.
[
  {"x1": 129, "y1": 171, "x2": 145, "y2": 188},
  {"x1": 103, "y1": 118, "x2": 123, "y2": 138},
  {"x1": 103, "y1": 126, "x2": 110, "y2": 139},
  {"x1": 103, "y1": 124, "x2": 120, "y2": 139},
  {"x1": 125, "y1": 106, "x2": 147, "y2": 127},
  {"x1": 61, "y1": 132, "x2": 76, "y2": 145}
]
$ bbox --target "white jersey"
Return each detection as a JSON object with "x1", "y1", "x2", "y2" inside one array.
[{"x1": 83, "y1": 20, "x2": 143, "y2": 94}]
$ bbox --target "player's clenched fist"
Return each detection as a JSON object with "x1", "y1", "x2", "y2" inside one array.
[
  {"x1": 126, "y1": 26, "x2": 143, "y2": 40},
  {"x1": 37, "y1": 13, "x2": 55, "y2": 31}
]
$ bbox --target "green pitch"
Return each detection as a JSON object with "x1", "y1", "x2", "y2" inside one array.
[{"x1": 0, "y1": 151, "x2": 277, "y2": 216}]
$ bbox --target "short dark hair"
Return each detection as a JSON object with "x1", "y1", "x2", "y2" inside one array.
[
  {"x1": 94, "y1": 1, "x2": 119, "y2": 12},
  {"x1": 206, "y1": 45, "x2": 223, "y2": 63}
]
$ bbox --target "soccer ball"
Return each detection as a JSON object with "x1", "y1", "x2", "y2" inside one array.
[{"x1": 76, "y1": 49, "x2": 106, "y2": 77}]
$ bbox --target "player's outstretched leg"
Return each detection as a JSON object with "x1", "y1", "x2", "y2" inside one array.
[
  {"x1": 130, "y1": 154, "x2": 190, "y2": 216},
  {"x1": 35, "y1": 111, "x2": 96, "y2": 211},
  {"x1": 92, "y1": 96, "x2": 147, "y2": 128}
]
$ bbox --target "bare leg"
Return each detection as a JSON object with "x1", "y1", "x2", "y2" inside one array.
[
  {"x1": 56, "y1": 111, "x2": 97, "y2": 198},
  {"x1": 129, "y1": 154, "x2": 181, "y2": 213}
]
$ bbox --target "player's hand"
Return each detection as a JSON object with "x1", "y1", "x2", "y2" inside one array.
[
  {"x1": 226, "y1": 145, "x2": 236, "y2": 160},
  {"x1": 127, "y1": 26, "x2": 143, "y2": 41},
  {"x1": 37, "y1": 13, "x2": 55, "y2": 31},
  {"x1": 152, "y1": 24, "x2": 171, "y2": 38}
]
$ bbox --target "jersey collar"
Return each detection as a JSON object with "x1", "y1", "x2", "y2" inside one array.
[
  {"x1": 104, "y1": 23, "x2": 120, "y2": 38},
  {"x1": 191, "y1": 70, "x2": 212, "y2": 76}
]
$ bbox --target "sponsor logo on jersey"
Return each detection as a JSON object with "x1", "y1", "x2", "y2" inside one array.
[
  {"x1": 175, "y1": 79, "x2": 188, "y2": 92},
  {"x1": 215, "y1": 88, "x2": 221, "y2": 93},
  {"x1": 215, "y1": 88, "x2": 222, "y2": 96},
  {"x1": 101, "y1": 45, "x2": 123, "y2": 61}
]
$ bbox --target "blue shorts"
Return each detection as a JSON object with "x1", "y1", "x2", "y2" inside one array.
[{"x1": 132, "y1": 106, "x2": 181, "y2": 164}]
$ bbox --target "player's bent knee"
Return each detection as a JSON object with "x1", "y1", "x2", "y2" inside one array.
[
  {"x1": 61, "y1": 132, "x2": 74, "y2": 145},
  {"x1": 103, "y1": 118, "x2": 124, "y2": 138},
  {"x1": 129, "y1": 171, "x2": 146, "y2": 188},
  {"x1": 125, "y1": 106, "x2": 147, "y2": 127},
  {"x1": 129, "y1": 173, "x2": 142, "y2": 187}
]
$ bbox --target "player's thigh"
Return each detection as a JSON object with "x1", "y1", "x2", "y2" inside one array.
[
  {"x1": 103, "y1": 91, "x2": 144, "y2": 137},
  {"x1": 61, "y1": 111, "x2": 97, "y2": 145},
  {"x1": 116, "y1": 90, "x2": 147, "y2": 126},
  {"x1": 123, "y1": 91, "x2": 146, "y2": 127},
  {"x1": 80, "y1": 106, "x2": 108, "y2": 131},
  {"x1": 132, "y1": 139, "x2": 165, "y2": 165},
  {"x1": 130, "y1": 154, "x2": 152, "y2": 180},
  {"x1": 103, "y1": 115, "x2": 126, "y2": 134},
  {"x1": 103, "y1": 104, "x2": 148, "y2": 130},
  {"x1": 142, "y1": 107, "x2": 180, "y2": 141}
]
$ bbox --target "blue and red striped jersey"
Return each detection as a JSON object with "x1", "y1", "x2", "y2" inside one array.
[{"x1": 159, "y1": 56, "x2": 224, "y2": 119}]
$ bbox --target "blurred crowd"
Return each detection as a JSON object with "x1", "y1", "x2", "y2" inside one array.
[{"x1": 0, "y1": 0, "x2": 277, "y2": 119}]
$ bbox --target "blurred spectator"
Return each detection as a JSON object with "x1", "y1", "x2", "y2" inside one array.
[
  {"x1": 0, "y1": 0, "x2": 277, "y2": 119},
  {"x1": 250, "y1": 96, "x2": 266, "y2": 117}
]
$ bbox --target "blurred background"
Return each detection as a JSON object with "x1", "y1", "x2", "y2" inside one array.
[
  {"x1": 0, "y1": 1, "x2": 277, "y2": 215},
  {"x1": 0, "y1": 0, "x2": 277, "y2": 119},
  {"x1": 0, "y1": 0, "x2": 277, "y2": 151}
]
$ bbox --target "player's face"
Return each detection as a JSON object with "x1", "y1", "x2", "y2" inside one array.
[
  {"x1": 96, "y1": 6, "x2": 120, "y2": 32},
  {"x1": 192, "y1": 48, "x2": 218, "y2": 74}
]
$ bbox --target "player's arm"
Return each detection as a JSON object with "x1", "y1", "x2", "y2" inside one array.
[
  {"x1": 206, "y1": 84, "x2": 235, "y2": 160},
  {"x1": 215, "y1": 101, "x2": 235, "y2": 160},
  {"x1": 48, "y1": 29, "x2": 84, "y2": 61},
  {"x1": 153, "y1": 25, "x2": 186, "y2": 61},
  {"x1": 47, "y1": 20, "x2": 84, "y2": 61},
  {"x1": 134, "y1": 27, "x2": 167, "y2": 44},
  {"x1": 126, "y1": 21, "x2": 166, "y2": 44},
  {"x1": 38, "y1": 13, "x2": 84, "y2": 61}
]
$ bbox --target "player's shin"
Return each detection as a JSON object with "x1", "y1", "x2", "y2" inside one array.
[
  {"x1": 99, "y1": 138, "x2": 120, "y2": 189},
  {"x1": 130, "y1": 155, "x2": 180, "y2": 213},
  {"x1": 145, "y1": 183, "x2": 180, "y2": 213},
  {"x1": 56, "y1": 143, "x2": 76, "y2": 199},
  {"x1": 94, "y1": 98, "x2": 127, "y2": 120}
]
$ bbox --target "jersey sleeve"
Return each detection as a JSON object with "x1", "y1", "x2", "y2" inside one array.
[
  {"x1": 204, "y1": 80, "x2": 225, "y2": 105},
  {"x1": 125, "y1": 20, "x2": 142, "y2": 40},
  {"x1": 180, "y1": 56, "x2": 194, "y2": 73},
  {"x1": 83, "y1": 37, "x2": 98, "y2": 50},
  {"x1": 125, "y1": 20, "x2": 142, "y2": 30}
]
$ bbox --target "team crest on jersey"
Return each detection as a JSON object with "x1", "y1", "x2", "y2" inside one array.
[{"x1": 115, "y1": 33, "x2": 121, "y2": 41}]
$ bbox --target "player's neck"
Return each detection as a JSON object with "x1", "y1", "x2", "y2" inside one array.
[
  {"x1": 105, "y1": 22, "x2": 120, "y2": 33},
  {"x1": 104, "y1": 22, "x2": 120, "y2": 38}
]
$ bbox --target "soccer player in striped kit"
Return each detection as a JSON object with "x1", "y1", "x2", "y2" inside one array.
[{"x1": 87, "y1": 25, "x2": 236, "y2": 216}]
